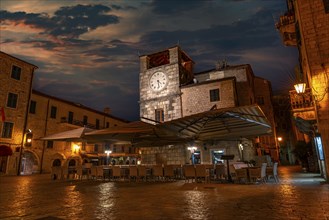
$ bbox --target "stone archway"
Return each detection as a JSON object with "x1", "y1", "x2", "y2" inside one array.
[
  {"x1": 52, "y1": 159, "x2": 62, "y2": 167},
  {"x1": 21, "y1": 150, "x2": 39, "y2": 175}
]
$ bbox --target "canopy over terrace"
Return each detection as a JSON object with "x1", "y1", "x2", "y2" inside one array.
[
  {"x1": 85, "y1": 105, "x2": 272, "y2": 146},
  {"x1": 40, "y1": 127, "x2": 95, "y2": 142},
  {"x1": 85, "y1": 121, "x2": 192, "y2": 147}
]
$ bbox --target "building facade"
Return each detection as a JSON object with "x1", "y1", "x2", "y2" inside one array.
[
  {"x1": 0, "y1": 51, "x2": 129, "y2": 175},
  {"x1": 139, "y1": 46, "x2": 278, "y2": 165},
  {"x1": 277, "y1": 0, "x2": 329, "y2": 179}
]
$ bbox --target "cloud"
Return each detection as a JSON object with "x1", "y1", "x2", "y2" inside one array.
[
  {"x1": 0, "y1": 4, "x2": 119, "y2": 39},
  {"x1": 148, "y1": 0, "x2": 212, "y2": 15}
]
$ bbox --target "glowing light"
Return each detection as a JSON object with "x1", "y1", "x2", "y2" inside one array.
[
  {"x1": 294, "y1": 83, "x2": 306, "y2": 94},
  {"x1": 105, "y1": 150, "x2": 112, "y2": 156},
  {"x1": 73, "y1": 144, "x2": 80, "y2": 153},
  {"x1": 187, "y1": 146, "x2": 197, "y2": 152},
  {"x1": 278, "y1": 137, "x2": 282, "y2": 142}
]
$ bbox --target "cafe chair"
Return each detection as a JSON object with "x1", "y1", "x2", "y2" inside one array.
[
  {"x1": 267, "y1": 162, "x2": 279, "y2": 183},
  {"x1": 138, "y1": 165, "x2": 147, "y2": 182},
  {"x1": 183, "y1": 165, "x2": 196, "y2": 183},
  {"x1": 234, "y1": 168, "x2": 248, "y2": 184},
  {"x1": 152, "y1": 165, "x2": 164, "y2": 181},
  {"x1": 129, "y1": 166, "x2": 138, "y2": 182},
  {"x1": 164, "y1": 165, "x2": 175, "y2": 181},
  {"x1": 195, "y1": 164, "x2": 209, "y2": 183}
]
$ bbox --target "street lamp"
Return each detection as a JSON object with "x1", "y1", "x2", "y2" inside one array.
[
  {"x1": 105, "y1": 150, "x2": 112, "y2": 165},
  {"x1": 294, "y1": 82, "x2": 306, "y2": 94}
]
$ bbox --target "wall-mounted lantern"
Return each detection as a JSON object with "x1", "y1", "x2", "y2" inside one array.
[
  {"x1": 294, "y1": 82, "x2": 306, "y2": 94},
  {"x1": 25, "y1": 130, "x2": 33, "y2": 147}
]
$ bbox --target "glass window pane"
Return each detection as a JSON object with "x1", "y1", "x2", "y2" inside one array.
[
  {"x1": 7, "y1": 93, "x2": 18, "y2": 108},
  {"x1": 2, "y1": 122, "x2": 14, "y2": 138},
  {"x1": 11, "y1": 65, "x2": 21, "y2": 80}
]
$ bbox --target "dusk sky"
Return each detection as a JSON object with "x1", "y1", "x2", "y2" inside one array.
[{"x1": 1, "y1": 0, "x2": 298, "y2": 121}]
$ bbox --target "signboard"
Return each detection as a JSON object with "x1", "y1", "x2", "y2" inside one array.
[{"x1": 314, "y1": 136, "x2": 324, "y2": 160}]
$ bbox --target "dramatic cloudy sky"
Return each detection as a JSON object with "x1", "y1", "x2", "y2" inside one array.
[{"x1": 1, "y1": 0, "x2": 298, "y2": 121}]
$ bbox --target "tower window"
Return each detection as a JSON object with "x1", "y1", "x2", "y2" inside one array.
[
  {"x1": 209, "y1": 89, "x2": 220, "y2": 102},
  {"x1": 155, "y1": 109, "x2": 164, "y2": 123}
]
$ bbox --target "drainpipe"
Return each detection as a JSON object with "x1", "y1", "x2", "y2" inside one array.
[
  {"x1": 40, "y1": 99, "x2": 50, "y2": 174},
  {"x1": 17, "y1": 66, "x2": 36, "y2": 175}
]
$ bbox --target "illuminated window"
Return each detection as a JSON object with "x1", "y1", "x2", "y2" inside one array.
[
  {"x1": 2, "y1": 122, "x2": 13, "y2": 138},
  {"x1": 155, "y1": 109, "x2": 164, "y2": 123},
  {"x1": 11, "y1": 65, "x2": 21, "y2": 80},
  {"x1": 29, "y1": 100, "x2": 36, "y2": 114},
  {"x1": 7, "y1": 93, "x2": 18, "y2": 108},
  {"x1": 210, "y1": 89, "x2": 220, "y2": 102}
]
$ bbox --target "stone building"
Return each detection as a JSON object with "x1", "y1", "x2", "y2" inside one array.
[
  {"x1": 272, "y1": 92, "x2": 297, "y2": 165},
  {"x1": 0, "y1": 51, "x2": 38, "y2": 175},
  {"x1": 139, "y1": 46, "x2": 278, "y2": 165},
  {"x1": 0, "y1": 51, "x2": 129, "y2": 175},
  {"x1": 276, "y1": 0, "x2": 329, "y2": 179}
]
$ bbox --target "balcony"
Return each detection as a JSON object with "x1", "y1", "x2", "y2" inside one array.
[
  {"x1": 289, "y1": 88, "x2": 316, "y2": 120},
  {"x1": 60, "y1": 117, "x2": 103, "y2": 129},
  {"x1": 276, "y1": 12, "x2": 297, "y2": 46}
]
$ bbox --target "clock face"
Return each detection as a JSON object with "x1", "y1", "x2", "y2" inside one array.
[{"x1": 149, "y1": 71, "x2": 168, "y2": 91}]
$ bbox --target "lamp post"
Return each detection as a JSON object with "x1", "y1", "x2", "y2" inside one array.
[
  {"x1": 277, "y1": 136, "x2": 283, "y2": 164},
  {"x1": 105, "y1": 150, "x2": 112, "y2": 165}
]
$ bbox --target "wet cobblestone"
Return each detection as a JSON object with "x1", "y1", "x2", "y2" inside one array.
[{"x1": 0, "y1": 166, "x2": 328, "y2": 220}]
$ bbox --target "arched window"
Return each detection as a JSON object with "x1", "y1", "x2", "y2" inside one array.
[
  {"x1": 68, "y1": 159, "x2": 76, "y2": 167},
  {"x1": 52, "y1": 159, "x2": 61, "y2": 167}
]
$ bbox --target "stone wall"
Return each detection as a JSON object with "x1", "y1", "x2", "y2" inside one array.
[
  {"x1": 296, "y1": 0, "x2": 329, "y2": 178},
  {"x1": 181, "y1": 78, "x2": 236, "y2": 116},
  {"x1": 0, "y1": 52, "x2": 36, "y2": 175}
]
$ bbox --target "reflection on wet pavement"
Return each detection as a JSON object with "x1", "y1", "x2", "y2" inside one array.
[{"x1": 0, "y1": 166, "x2": 328, "y2": 220}]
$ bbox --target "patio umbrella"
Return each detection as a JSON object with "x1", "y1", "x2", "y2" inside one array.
[{"x1": 40, "y1": 126, "x2": 95, "y2": 142}]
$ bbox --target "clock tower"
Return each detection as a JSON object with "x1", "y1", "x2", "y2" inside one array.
[{"x1": 139, "y1": 46, "x2": 194, "y2": 123}]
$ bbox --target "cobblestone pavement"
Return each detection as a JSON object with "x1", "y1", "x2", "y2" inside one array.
[{"x1": 0, "y1": 166, "x2": 328, "y2": 220}]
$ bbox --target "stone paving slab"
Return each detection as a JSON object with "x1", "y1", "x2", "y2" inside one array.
[{"x1": 0, "y1": 166, "x2": 328, "y2": 220}]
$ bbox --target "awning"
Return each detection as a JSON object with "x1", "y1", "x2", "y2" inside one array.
[
  {"x1": 40, "y1": 127, "x2": 95, "y2": 142},
  {"x1": 0, "y1": 145, "x2": 13, "y2": 156},
  {"x1": 160, "y1": 104, "x2": 272, "y2": 141},
  {"x1": 293, "y1": 116, "x2": 316, "y2": 135},
  {"x1": 85, "y1": 105, "x2": 271, "y2": 147}
]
